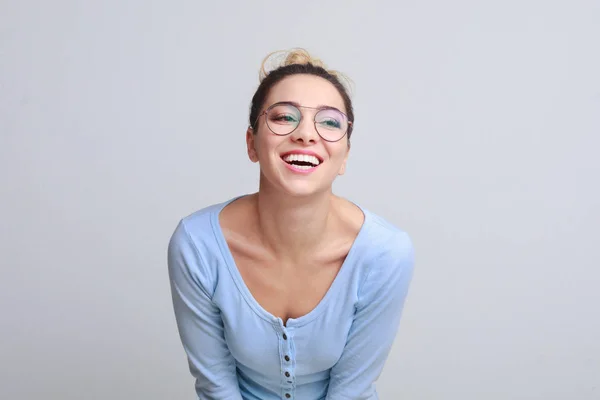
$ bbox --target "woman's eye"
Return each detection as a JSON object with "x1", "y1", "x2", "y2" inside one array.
[
  {"x1": 319, "y1": 119, "x2": 341, "y2": 129},
  {"x1": 273, "y1": 114, "x2": 297, "y2": 123}
]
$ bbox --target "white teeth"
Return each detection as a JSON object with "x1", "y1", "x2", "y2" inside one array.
[{"x1": 283, "y1": 153, "x2": 320, "y2": 166}]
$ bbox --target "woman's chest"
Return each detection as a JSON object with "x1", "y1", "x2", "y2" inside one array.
[
  {"x1": 218, "y1": 297, "x2": 354, "y2": 381},
  {"x1": 234, "y1": 254, "x2": 344, "y2": 325},
  {"x1": 210, "y1": 262, "x2": 359, "y2": 382}
]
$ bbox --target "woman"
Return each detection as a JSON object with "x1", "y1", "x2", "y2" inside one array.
[{"x1": 168, "y1": 49, "x2": 415, "y2": 400}]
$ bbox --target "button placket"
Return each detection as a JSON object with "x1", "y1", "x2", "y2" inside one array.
[{"x1": 279, "y1": 327, "x2": 296, "y2": 399}]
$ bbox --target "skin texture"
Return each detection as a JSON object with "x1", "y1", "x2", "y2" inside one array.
[{"x1": 219, "y1": 74, "x2": 364, "y2": 325}]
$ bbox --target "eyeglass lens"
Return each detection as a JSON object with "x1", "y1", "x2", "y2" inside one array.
[{"x1": 265, "y1": 103, "x2": 348, "y2": 142}]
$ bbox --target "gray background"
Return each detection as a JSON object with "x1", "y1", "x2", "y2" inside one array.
[{"x1": 1, "y1": 1, "x2": 599, "y2": 399}]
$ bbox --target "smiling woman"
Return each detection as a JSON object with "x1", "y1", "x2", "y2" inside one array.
[{"x1": 167, "y1": 48, "x2": 415, "y2": 400}]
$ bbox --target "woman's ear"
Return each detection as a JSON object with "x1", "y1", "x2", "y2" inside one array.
[{"x1": 246, "y1": 127, "x2": 259, "y2": 163}]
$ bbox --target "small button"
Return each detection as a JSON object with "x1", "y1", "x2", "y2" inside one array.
[
  {"x1": 285, "y1": 394, "x2": 291, "y2": 398},
  {"x1": 285, "y1": 371, "x2": 290, "y2": 377},
  {"x1": 284, "y1": 355, "x2": 290, "y2": 362},
  {"x1": 283, "y1": 333, "x2": 287, "y2": 340}
]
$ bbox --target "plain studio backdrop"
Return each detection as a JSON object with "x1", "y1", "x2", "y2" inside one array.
[{"x1": 1, "y1": 1, "x2": 599, "y2": 399}]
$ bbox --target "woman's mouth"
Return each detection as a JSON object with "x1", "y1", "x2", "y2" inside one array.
[
  {"x1": 282, "y1": 153, "x2": 321, "y2": 168},
  {"x1": 280, "y1": 153, "x2": 322, "y2": 173}
]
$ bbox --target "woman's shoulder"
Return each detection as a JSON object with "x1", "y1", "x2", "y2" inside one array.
[
  {"x1": 168, "y1": 195, "x2": 241, "y2": 260},
  {"x1": 177, "y1": 195, "x2": 241, "y2": 229},
  {"x1": 338, "y1": 196, "x2": 412, "y2": 255},
  {"x1": 167, "y1": 196, "x2": 241, "y2": 294},
  {"x1": 353, "y1": 203, "x2": 414, "y2": 273},
  {"x1": 365, "y1": 209, "x2": 412, "y2": 245},
  {"x1": 350, "y1": 206, "x2": 415, "y2": 303}
]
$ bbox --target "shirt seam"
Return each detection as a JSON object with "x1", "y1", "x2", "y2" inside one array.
[
  {"x1": 356, "y1": 232, "x2": 406, "y2": 308},
  {"x1": 179, "y1": 218, "x2": 217, "y2": 303}
]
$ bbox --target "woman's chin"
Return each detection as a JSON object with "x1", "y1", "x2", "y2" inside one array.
[{"x1": 281, "y1": 181, "x2": 332, "y2": 198}]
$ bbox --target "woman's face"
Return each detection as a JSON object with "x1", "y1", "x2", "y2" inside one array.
[{"x1": 247, "y1": 74, "x2": 351, "y2": 197}]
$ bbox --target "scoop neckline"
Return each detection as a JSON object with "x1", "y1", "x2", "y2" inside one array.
[{"x1": 210, "y1": 194, "x2": 371, "y2": 329}]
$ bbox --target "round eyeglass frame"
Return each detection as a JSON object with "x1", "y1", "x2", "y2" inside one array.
[{"x1": 253, "y1": 102, "x2": 353, "y2": 143}]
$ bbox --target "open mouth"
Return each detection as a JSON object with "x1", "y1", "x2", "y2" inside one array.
[{"x1": 281, "y1": 153, "x2": 322, "y2": 170}]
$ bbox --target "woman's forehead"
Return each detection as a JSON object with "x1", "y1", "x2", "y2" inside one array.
[{"x1": 265, "y1": 74, "x2": 346, "y2": 112}]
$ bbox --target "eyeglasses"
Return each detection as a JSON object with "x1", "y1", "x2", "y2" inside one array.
[{"x1": 255, "y1": 102, "x2": 352, "y2": 142}]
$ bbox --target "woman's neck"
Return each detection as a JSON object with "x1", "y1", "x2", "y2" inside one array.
[{"x1": 254, "y1": 185, "x2": 335, "y2": 263}]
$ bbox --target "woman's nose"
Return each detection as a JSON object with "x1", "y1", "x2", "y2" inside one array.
[{"x1": 290, "y1": 117, "x2": 319, "y2": 143}]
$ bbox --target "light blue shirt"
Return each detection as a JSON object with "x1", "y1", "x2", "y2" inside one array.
[{"x1": 167, "y1": 196, "x2": 415, "y2": 400}]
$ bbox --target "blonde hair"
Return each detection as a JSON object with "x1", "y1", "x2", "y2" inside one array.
[{"x1": 258, "y1": 48, "x2": 353, "y2": 96}]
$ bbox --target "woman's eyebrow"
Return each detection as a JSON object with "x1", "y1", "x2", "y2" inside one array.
[{"x1": 278, "y1": 100, "x2": 341, "y2": 111}]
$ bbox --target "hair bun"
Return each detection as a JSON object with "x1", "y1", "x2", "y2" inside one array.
[
  {"x1": 259, "y1": 48, "x2": 324, "y2": 81},
  {"x1": 258, "y1": 48, "x2": 353, "y2": 95},
  {"x1": 282, "y1": 48, "x2": 326, "y2": 68}
]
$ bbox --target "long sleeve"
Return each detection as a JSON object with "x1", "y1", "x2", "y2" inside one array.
[
  {"x1": 326, "y1": 232, "x2": 415, "y2": 400},
  {"x1": 167, "y1": 220, "x2": 243, "y2": 400}
]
